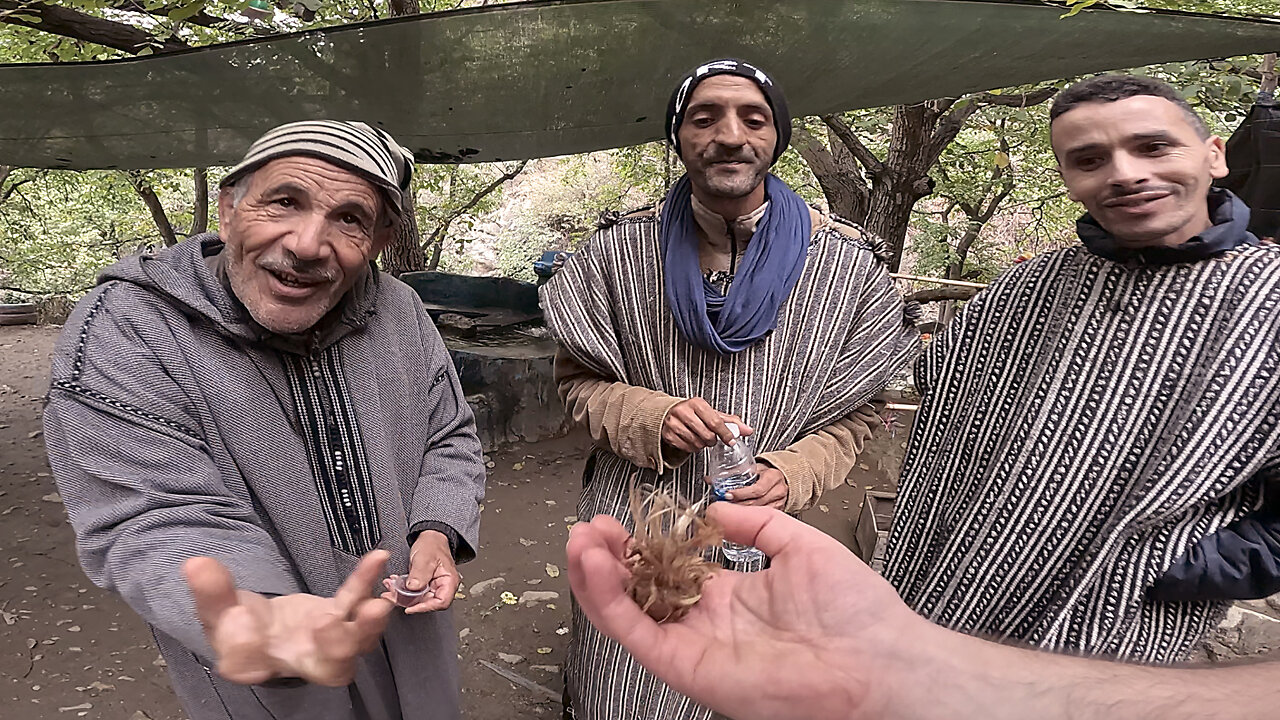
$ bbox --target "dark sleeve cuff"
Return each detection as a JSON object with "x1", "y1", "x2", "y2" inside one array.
[
  {"x1": 407, "y1": 521, "x2": 474, "y2": 563},
  {"x1": 1151, "y1": 510, "x2": 1280, "y2": 602}
]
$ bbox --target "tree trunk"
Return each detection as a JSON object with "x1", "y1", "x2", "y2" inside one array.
[
  {"x1": 384, "y1": 208, "x2": 428, "y2": 276},
  {"x1": 790, "y1": 124, "x2": 869, "y2": 221},
  {"x1": 125, "y1": 172, "x2": 179, "y2": 247},
  {"x1": 190, "y1": 168, "x2": 209, "y2": 236},
  {"x1": 801, "y1": 89, "x2": 1054, "y2": 271},
  {"x1": 426, "y1": 226, "x2": 448, "y2": 272},
  {"x1": 379, "y1": 0, "x2": 428, "y2": 277},
  {"x1": 863, "y1": 105, "x2": 937, "y2": 271}
]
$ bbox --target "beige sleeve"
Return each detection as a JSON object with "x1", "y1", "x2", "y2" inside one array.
[
  {"x1": 758, "y1": 404, "x2": 880, "y2": 513},
  {"x1": 554, "y1": 350, "x2": 691, "y2": 472}
]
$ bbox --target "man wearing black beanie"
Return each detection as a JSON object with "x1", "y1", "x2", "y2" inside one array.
[{"x1": 540, "y1": 59, "x2": 919, "y2": 720}]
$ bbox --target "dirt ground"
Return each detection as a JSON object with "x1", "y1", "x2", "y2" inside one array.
[{"x1": 0, "y1": 324, "x2": 903, "y2": 720}]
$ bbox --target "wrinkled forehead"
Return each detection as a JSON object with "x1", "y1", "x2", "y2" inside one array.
[{"x1": 249, "y1": 155, "x2": 387, "y2": 210}]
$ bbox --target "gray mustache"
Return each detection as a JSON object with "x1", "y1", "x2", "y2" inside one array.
[{"x1": 258, "y1": 257, "x2": 337, "y2": 283}]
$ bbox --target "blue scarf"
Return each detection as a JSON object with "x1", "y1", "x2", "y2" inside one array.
[{"x1": 660, "y1": 174, "x2": 811, "y2": 354}]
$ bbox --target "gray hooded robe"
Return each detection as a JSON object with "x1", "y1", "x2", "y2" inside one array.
[{"x1": 43, "y1": 235, "x2": 485, "y2": 720}]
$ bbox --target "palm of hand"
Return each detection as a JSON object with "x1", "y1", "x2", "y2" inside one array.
[
  {"x1": 653, "y1": 546, "x2": 901, "y2": 720},
  {"x1": 260, "y1": 593, "x2": 359, "y2": 682}
]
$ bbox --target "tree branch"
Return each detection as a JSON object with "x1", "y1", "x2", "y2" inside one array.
[
  {"x1": 820, "y1": 114, "x2": 885, "y2": 177},
  {"x1": 425, "y1": 160, "x2": 527, "y2": 270},
  {"x1": 124, "y1": 171, "x2": 179, "y2": 246},
  {"x1": 905, "y1": 286, "x2": 979, "y2": 304},
  {"x1": 1, "y1": 167, "x2": 42, "y2": 204},
  {"x1": 2, "y1": 283, "x2": 95, "y2": 295},
  {"x1": 928, "y1": 85, "x2": 1057, "y2": 162},
  {"x1": 791, "y1": 123, "x2": 869, "y2": 195},
  {"x1": 971, "y1": 86, "x2": 1059, "y2": 108},
  {"x1": 0, "y1": 0, "x2": 188, "y2": 54},
  {"x1": 107, "y1": 0, "x2": 257, "y2": 34}
]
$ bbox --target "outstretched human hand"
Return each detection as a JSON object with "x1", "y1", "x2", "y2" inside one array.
[
  {"x1": 566, "y1": 503, "x2": 939, "y2": 720},
  {"x1": 184, "y1": 550, "x2": 393, "y2": 687}
]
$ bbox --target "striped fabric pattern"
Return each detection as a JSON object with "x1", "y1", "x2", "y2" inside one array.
[
  {"x1": 284, "y1": 348, "x2": 382, "y2": 556},
  {"x1": 219, "y1": 120, "x2": 414, "y2": 216},
  {"x1": 540, "y1": 212, "x2": 918, "y2": 720},
  {"x1": 884, "y1": 244, "x2": 1280, "y2": 663}
]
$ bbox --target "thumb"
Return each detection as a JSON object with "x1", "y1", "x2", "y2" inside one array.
[
  {"x1": 184, "y1": 556, "x2": 240, "y2": 632},
  {"x1": 705, "y1": 504, "x2": 803, "y2": 557}
]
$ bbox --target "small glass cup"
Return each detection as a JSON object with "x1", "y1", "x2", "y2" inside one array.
[{"x1": 389, "y1": 574, "x2": 430, "y2": 608}]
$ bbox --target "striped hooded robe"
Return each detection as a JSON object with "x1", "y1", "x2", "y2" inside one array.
[
  {"x1": 540, "y1": 208, "x2": 918, "y2": 719},
  {"x1": 884, "y1": 198, "x2": 1280, "y2": 663}
]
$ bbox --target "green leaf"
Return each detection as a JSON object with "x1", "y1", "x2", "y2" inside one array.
[{"x1": 168, "y1": 1, "x2": 206, "y2": 21}]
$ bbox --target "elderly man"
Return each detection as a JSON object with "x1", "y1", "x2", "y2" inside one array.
[
  {"x1": 885, "y1": 75, "x2": 1280, "y2": 663},
  {"x1": 43, "y1": 121, "x2": 485, "y2": 719},
  {"x1": 540, "y1": 59, "x2": 918, "y2": 719}
]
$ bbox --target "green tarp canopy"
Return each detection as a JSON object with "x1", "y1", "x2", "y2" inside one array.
[{"x1": 1, "y1": 0, "x2": 1277, "y2": 169}]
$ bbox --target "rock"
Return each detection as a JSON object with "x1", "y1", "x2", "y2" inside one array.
[
  {"x1": 1193, "y1": 603, "x2": 1280, "y2": 663},
  {"x1": 468, "y1": 577, "x2": 506, "y2": 596},
  {"x1": 497, "y1": 653, "x2": 524, "y2": 665},
  {"x1": 40, "y1": 493, "x2": 61, "y2": 503},
  {"x1": 545, "y1": 563, "x2": 560, "y2": 578},
  {"x1": 530, "y1": 665, "x2": 560, "y2": 673},
  {"x1": 436, "y1": 313, "x2": 479, "y2": 338},
  {"x1": 519, "y1": 591, "x2": 560, "y2": 606}
]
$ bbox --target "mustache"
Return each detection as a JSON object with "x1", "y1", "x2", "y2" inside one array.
[
  {"x1": 702, "y1": 147, "x2": 760, "y2": 165},
  {"x1": 257, "y1": 255, "x2": 338, "y2": 283},
  {"x1": 1102, "y1": 184, "x2": 1177, "y2": 203}
]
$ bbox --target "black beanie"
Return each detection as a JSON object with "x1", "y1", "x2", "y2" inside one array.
[{"x1": 665, "y1": 58, "x2": 791, "y2": 165}]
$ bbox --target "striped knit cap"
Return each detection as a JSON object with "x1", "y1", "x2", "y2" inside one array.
[{"x1": 220, "y1": 120, "x2": 415, "y2": 217}]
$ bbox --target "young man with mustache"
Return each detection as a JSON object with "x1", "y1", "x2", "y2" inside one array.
[
  {"x1": 43, "y1": 121, "x2": 485, "y2": 719},
  {"x1": 539, "y1": 59, "x2": 918, "y2": 719},
  {"x1": 885, "y1": 75, "x2": 1280, "y2": 663}
]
